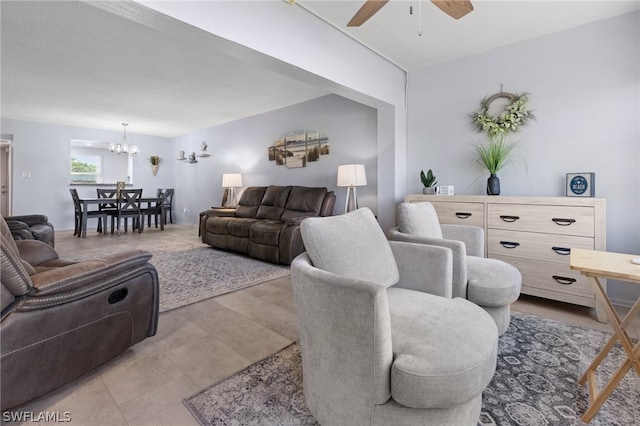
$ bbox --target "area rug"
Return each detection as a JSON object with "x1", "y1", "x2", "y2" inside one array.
[
  {"x1": 71, "y1": 241, "x2": 290, "y2": 312},
  {"x1": 183, "y1": 312, "x2": 640, "y2": 426}
]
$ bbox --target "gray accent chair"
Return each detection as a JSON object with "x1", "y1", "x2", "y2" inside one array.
[
  {"x1": 291, "y1": 208, "x2": 499, "y2": 426},
  {"x1": 0, "y1": 215, "x2": 159, "y2": 410},
  {"x1": 388, "y1": 202, "x2": 522, "y2": 335}
]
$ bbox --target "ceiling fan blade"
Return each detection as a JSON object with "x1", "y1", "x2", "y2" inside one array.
[
  {"x1": 347, "y1": 0, "x2": 390, "y2": 27},
  {"x1": 431, "y1": 0, "x2": 474, "y2": 20}
]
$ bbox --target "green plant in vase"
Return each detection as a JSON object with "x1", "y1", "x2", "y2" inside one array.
[
  {"x1": 473, "y1": 135, "x2": 516, "y2": 195},
  {"x1": 149, "y1": 155, "x2": 160, "y2": 176},
  {"x1": 420, "y1": 169, "x2": 438, "y2": 194}
]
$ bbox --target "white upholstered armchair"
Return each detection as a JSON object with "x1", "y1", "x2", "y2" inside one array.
[
  {"x1": 291, "y1": 208, "x2": 498, "y2": 426},
  {"x1": 388, "y1": 202, "x2": 522, "y2": 335}
]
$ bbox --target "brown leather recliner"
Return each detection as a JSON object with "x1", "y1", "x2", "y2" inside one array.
[
  {"x1": 0, "y1": 215, "x2": 159, "y2": 410},
  {"x1": 5, "y1": 214, "x2": 55, "y2": 247}
]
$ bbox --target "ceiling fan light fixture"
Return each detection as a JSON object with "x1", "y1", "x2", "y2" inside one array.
[
  {"x1": 431, "y1": 0, "x2": 474, "y2": 20},
  {"x1": 347, "y1": 0, "x2": 389, "y2": 27}
]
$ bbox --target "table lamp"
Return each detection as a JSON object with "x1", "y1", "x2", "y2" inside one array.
[
  {"x1": 221, "y1": 173, "x2": 243, "y2": 207},
  {"x1": 337, "y1": 164, "x2": 367, "y2": 213}
]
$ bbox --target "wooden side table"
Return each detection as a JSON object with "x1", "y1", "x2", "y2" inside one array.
[{"x1": 570, "y1": 248, "x2": 640, "y2": 422}]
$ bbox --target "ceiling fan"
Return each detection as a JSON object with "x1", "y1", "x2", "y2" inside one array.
[{"x1": 347, "y1": 0, "x2": 473, "y2": 27}]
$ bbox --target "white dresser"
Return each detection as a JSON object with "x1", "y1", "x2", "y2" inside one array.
[{"x1": 405, "y1": 195, "x2": 607, "y2": 321}]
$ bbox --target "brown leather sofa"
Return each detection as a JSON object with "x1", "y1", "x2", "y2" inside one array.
[
  {"x1": 5, "y1": 214, "x2": 55, "y2": 247},
  {"x1": 200, "y1": 186, "x2": 336, "y2": 265},
  {"x1": 0, "y1": 215, "x2": 159, "y2": 410}
]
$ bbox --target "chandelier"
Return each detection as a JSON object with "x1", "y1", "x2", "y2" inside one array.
[{"x1": 110, "y1": 123, "x2": 139, "y2": 156}]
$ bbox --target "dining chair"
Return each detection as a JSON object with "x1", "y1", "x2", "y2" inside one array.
[
  {"x1": 111, "y1": 189, "x2": 144, "y2": 234},
  {"x1": 69, "y1": 188, "x2": 108, "y2": 238},
  {"x1": 96, "y1": 188, "x2": 118, "y2": 233},
  {"x1": 112, "y1": 189, "x2": 143, "y2": 234},
  {"x1": 157, "y1": 188, "x2": 174, "y2": 224},
  {"x1": 143, "y1": 189, "x2": 170, "y2": 228}
]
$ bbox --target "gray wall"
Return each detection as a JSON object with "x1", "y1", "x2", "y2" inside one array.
[
  {"x1": 407, "y1": 12, "x2": 640, "y2": 305},
  {"x1": 170, "y1": 94, "x2": 377, "y2": 223},
  {"x1": 2, "y1": 94, "x2": 377, "y2": 231},
  {"x1": 1, "y1": 118, "x2": 174, "y2": 228}
]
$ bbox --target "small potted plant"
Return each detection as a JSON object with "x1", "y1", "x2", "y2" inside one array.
[
  {"x1": 420, "y1": 169, "x2": 438, "y2": 194},
  {"x1": 150, "y1": 156, "x2": 160, "y2": 176},
  {"x1": 473, "y1": 135, "x2": 516, "y2": 195}
]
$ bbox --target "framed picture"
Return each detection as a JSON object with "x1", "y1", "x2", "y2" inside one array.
[
  {"x1": 566, "y1": 173, "x2": 595, "y2": 197},
  {"x1": 285, "y1": 132, "x2": 307, "y2": 168}
]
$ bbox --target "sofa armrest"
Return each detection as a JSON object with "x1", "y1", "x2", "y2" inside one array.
[
  {"x1": 28, "y1": 250, "x2": 153, "y2": 298},
  {"x1": 388, "y1": 227, "x2": 467, "y2": 298},
  {"x1": 389, "y1": 240, "x2": 453, "y2": 298},
  {"x1": 15, "y1": 240, "x2": 59, "y2": 266},
  {"x1": 201, "y1": 208, "x2": 237, "y2": 218},
  {"x1": 199, "y1": 208, "x2": 237, "y2": 238},
  {"x1": 5, "y1": 215, "x2": 50, "y2": 227},
  {"x1": 6, "y1": 221, "x2": 35, "y2": 241},
  {"x1": 441, "y1": 224, "x2": 485, "y2": 257}
]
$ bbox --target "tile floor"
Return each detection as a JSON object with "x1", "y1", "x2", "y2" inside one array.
[{"x1": 3, "y1": 224, "x2": 639, "y2": 425}]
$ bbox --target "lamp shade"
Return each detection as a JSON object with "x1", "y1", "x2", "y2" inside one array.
[
  {"x1": 337, "y1": 164, "x2": 367, "y2": 187},
  {"x1": 221, "y1": 173, "x2": 243, "y2": 188}
]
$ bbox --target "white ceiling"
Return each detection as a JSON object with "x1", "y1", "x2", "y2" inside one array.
[
  {"x1": 299, "y1": 0, "x2": 640, "y2": 70},
  {"x1": 0, "y1": 1, "x2": 329, "y2": 137},
  {"x1": 1, "y1": 1, "x2": 638, "y2": 138}
]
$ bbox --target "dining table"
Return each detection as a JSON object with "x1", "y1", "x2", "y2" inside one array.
[{"x1": 77, "y1": 196, "x2": 166, "y2": 237}]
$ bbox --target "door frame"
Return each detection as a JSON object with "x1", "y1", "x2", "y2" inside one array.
[{"x1": 1, "y1": 135, "x2": 13, "y2": 217}]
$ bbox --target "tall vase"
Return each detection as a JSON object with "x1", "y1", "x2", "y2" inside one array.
[{"x1": 487, "y1": 173, "x2": 500, "y2": 196}]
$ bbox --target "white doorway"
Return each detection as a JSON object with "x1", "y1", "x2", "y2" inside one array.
[{"x1": 0, "y1": 136, "x2": 13, "y2": 217}]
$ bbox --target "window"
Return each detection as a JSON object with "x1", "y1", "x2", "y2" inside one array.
[
  {"x1": 71, "y1": 154, "x2": 101, "y2": 184},
  {"x1": 70, "y1": 140, "x2": 133, "y2": 185}
]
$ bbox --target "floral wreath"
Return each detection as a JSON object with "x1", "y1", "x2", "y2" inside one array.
[{"x1": 472, "y1": 92, "x2": 534, "y2": 135}]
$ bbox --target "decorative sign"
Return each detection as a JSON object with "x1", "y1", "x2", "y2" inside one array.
[{"x1": 566, "y1": 173, "x2": 595, "y2": 197}]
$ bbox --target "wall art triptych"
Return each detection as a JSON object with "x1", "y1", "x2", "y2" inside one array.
[{"x1": 268, "y1": 130, "x2": 329, "y2": 169}]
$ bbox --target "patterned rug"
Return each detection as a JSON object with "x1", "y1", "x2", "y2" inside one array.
[
  {"x1": 183, "y1": 312, "x2": 640, "y2": 426},
  {"x1": 71, "y1": 241, "x2": 290, "y2": 312}
]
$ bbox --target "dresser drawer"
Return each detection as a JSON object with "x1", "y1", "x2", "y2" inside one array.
[
  {"x1": 488, "y1": 204, "x2": 595, "y2": 237},
  {"x1": 488, "y1": 230, "x2": 594, "y2": 264},
  {"x1": 492, "y1": 255, "x2": 594, "y2": 299},
  {"x1": 427, "y1": 201, "x2": 484, "y2": 228}
]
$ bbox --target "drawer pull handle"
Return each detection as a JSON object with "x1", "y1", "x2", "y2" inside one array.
[
  {"x1": 551, "y1": 246, "x2": 571, "y2": 255},
  {"x1": 552, "y1": 218, "x2": 576, "y2": 226},
  {"x1": 455, "y1": 212, "x2": 472, "y2": 219},
  {"x1": 499, "y1": 241, "x2": 520, "y2": 249},
  {"x1": 499, "y1": 215, "x2": 520, "y2": 222},
  {"x1": 552, "y1": 275, "x2": 577, "y2": 285}
]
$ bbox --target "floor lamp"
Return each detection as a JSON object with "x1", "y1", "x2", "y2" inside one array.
[
  {"x1": 337, "y1": 164, "x2": 367, "y2": 213},
  {"x1": 221, "y1": 173, "x2": 242, "y2": 207}
]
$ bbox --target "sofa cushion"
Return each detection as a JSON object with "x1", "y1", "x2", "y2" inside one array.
[
  {"x1": 256, "y1": 186, "x2": 292, "y2": 221},
  {"x1": 206, "y1": 216, "x2": 232, "y2": 234},
  {"x1": 249, "y1": 220, "x2": 282, "y2": 246},
  {"x1": 466, "y1": 256, "x2": 522, "y2": 306},
  {"x1": 387, "y1": 287, "x2": 498, "y2": 409},
  {"x1": 228, "y1": 218, "x2": 260, "y2": 238},
  {"x1": 300, "y1": 208, "x2": 399, "y2": 288},
  {"x1": 235, "y1": 187, "x2": 268, "y2": 218},
  {"x1": 280, "y1": 186, "x2": 328, "y2": 222},
  {"x1": 396, "y1": 202, "x2": 443, "y2": 239}
]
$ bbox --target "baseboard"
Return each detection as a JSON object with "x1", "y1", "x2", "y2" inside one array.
[{"x1": 610, "y1": 297, "x2": 635, "y2": 309}]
